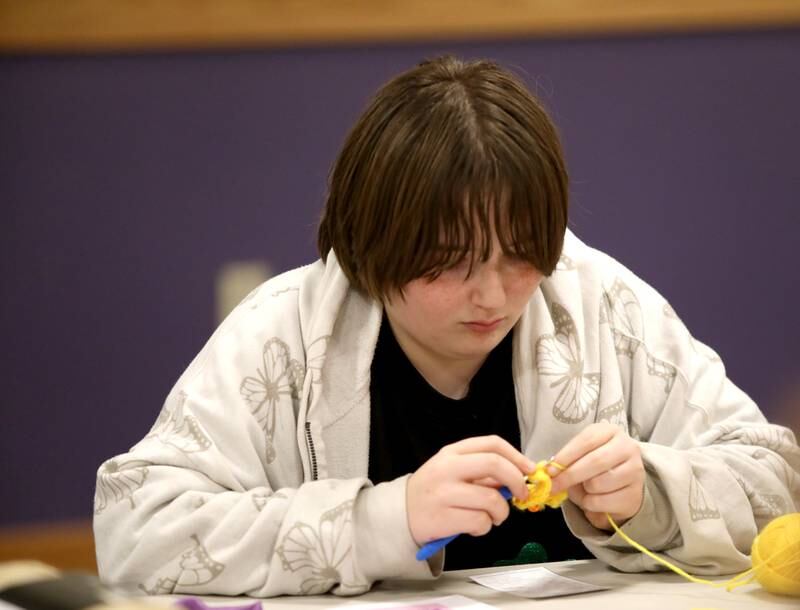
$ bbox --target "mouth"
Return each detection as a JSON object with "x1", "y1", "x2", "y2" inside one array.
[{"x1": 463, "y1": 318, "x2": 505, "y2": 333}]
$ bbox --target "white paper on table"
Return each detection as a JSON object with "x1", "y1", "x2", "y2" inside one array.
[
  {"x1": 333, "y1": 593, "x2": 498, "y2": 610},
  {"x1": 469, "y1": 566, "x2": 610, "y2": 599}
]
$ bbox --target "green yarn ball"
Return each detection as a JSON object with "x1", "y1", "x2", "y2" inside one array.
[{"x1": 493, "y1": 542, "x2": 548, "y2": 567}]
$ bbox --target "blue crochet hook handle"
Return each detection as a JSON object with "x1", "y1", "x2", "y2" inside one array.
[{"x1": 416, "y1": 486, "x2": 513, "y2": 561}]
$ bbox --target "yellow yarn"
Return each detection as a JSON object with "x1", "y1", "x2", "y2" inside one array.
[
  {"x1": 511, "y1": 460, "x2": 568, "y2": 512},
  {"x1": 607, "y1": 503, "x2": 800, "y2": 597},
  {"x1": 747, "y1": 512, "x2": 800, "y2": 596},
  {"x1": 513, "y1": 460, "x2": 800, "y2": 598}
]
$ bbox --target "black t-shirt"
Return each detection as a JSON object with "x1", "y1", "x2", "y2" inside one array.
[{"x1": 369, "y1": 317, "x2": 592, "y2": 570}]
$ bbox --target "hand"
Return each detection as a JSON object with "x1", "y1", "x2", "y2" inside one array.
[
  {"x1": 407, "y1": 435, "x2": 535, "y2": 546},
  {"x1": 549, "y1": 423, "x2": 645, "y2": 530}
]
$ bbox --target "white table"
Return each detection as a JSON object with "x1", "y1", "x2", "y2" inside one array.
[{"x1": 157, "y1": 559, "x2": 798, "y2": 610}]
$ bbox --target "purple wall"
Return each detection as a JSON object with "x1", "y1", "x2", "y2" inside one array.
[{"x1": 2, "y1": 29, "x2": 799, "y2": 526}]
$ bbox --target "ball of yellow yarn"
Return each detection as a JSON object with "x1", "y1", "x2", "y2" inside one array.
[{"x1": 751, "y1": 512, "x2": 800, "y2": 597}]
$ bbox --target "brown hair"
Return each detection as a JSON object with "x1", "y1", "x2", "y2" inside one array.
[{"x1": 318, "y1": 56, "x2": 569, "y2": 299}]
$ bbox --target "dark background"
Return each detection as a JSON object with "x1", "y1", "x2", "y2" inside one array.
[{"x1": 2, "y1": 28, "x2": 799, "y2": 527}]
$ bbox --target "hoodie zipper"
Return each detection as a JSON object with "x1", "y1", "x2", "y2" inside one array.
[{"x1": 304, "y1": 421, "x2": 319, "y2": 480}]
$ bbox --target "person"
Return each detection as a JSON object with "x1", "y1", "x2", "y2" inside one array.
[{"x1": 93, "y1": 56, "x2": 799, "y2": 598}]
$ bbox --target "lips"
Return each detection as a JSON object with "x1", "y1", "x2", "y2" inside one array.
[{"x1": 463, "y1": 318, "x2": 504, "y2": 332}]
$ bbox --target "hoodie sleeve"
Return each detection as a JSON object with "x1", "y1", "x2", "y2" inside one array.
[
  {"x1": 564, "y1": 264, "x2": 800, "y2": 575},
  {"x1": 93, "y1": 278, "x2": 440, "y2": 598}
]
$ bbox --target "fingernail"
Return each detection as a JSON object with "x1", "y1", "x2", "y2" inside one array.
[{"x1": 546, "y1": 465, "x2": 560, "y2": 477}]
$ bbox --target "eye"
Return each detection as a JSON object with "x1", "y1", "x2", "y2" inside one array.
[{"x1": 503, "y1": 254, "x2": 538, "y2": 274}]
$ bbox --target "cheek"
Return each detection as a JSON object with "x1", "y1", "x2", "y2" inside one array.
[
  {"x1": 507, "y1": 269, "x2": 543, "y2": 300},
  {"x1": 418, "y1": 290, "x2": 463, "y2": 316},
  {"x1": 405, "y1": 280, "x2": 466, "y2": 317}
]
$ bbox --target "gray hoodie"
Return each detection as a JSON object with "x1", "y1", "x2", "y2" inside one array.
[{"x1": 93, "y1": 230, "x2": 800, "y2": 597}]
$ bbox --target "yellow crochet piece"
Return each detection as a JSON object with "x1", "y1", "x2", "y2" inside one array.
[{"x1": 511, "y1": 460, "x2": 568, "y2": 512}]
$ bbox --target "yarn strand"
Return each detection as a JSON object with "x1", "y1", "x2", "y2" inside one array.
[
  {"x1": 606, "y1": 514, "x2": 726, "y2": 587},
  {"x1": 604, "y1": 503, "x2": 800, "y2": 595},
  {"x1": 532, "y1": 460, "x2": 800, "y2": 597}
]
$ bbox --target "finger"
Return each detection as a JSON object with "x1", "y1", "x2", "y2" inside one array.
[
  {"x1": 448, "y1": 452, "x2": 531, "y2": 499},
  {"x1": 441, "y1": 507, "x2": 495, "y2": 538},
  {"x1": 463, "y1": 509, "x2": 495, "y2": 537},
  {"x1": 582, "y1": 457, "x2": 641, "y2": 495},
  {"x1": 472, "y1": 476, "x2": 502, "y2": 488},
  {"x1": 567, "y1": 484, "x2": 587, "y2": 508},
  {"x1": 579, "y1": 484, "x2": 643, "y2": 517},
  {"x1": 551, "y1": 432, "x2": 634, "y2": 494},
  {"x1": 446, "y1": 483, "x2": 511, "y2": 525},
  {"x1": 584, "y1": 510, "x2": 612, "y2": 531},
  {"x1": 420, "y1": 507, "x2": 494, "y2": 542},
  {"x1": 567, "y1": 487, "x2": 613, "y2": 529},
  {"x1": 551, "y1": 423, "x2": 619, "y2": 473},
  {"x1": 443, "y1": 435, "x2": 536, "y2": 474},
  {"x1": 569, "y1": 488, "x2": 623, "y2": 530}
]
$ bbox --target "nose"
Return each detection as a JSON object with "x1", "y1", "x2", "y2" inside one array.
[{"x1": 471, "y1": 265, "x2": 506, "y2": 310}]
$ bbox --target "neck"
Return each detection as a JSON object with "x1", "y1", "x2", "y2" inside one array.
[{"x1": 387, "y1": 319, "x2": 486, "y2": 400}]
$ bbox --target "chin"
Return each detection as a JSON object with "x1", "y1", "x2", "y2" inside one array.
[{"x1": 463, "y1": 332, "x2": 506, "y2": 353}]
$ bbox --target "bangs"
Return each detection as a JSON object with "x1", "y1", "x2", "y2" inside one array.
[{"x1": 400, "y1": 134, "x2": 563, "y2": 286}]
